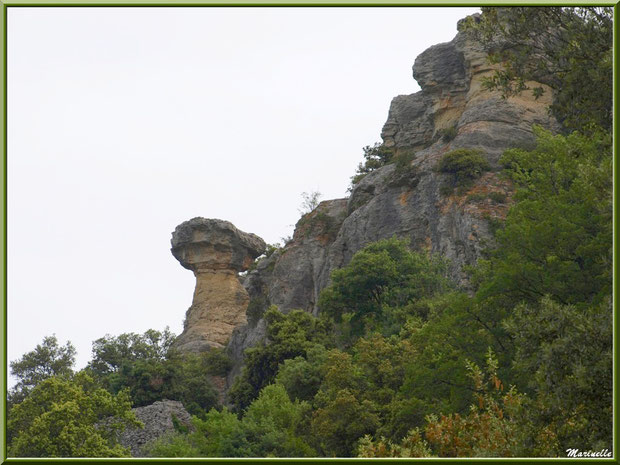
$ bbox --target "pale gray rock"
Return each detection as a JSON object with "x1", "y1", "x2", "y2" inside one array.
[
  {"x1": 413, "y1": 40, "x2": 468, "y2": 94},
  {"x1": 171, "y1": 217, "x2": 266, "y2": 272},
  {"x1": 221, "y1": 13, "x2": 559, "y2": 385},
  {"x1": 229, "y1": 14, "x2": 557, "y2": 318},
  {"x1": 118, "y1": 400, "x2": 192, "y2": 457}
]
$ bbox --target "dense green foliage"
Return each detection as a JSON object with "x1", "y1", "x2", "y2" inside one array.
[
  {"x1": 86, "y1": 328, "x2": 224, "y2": 416},
  {"x1": 8, "y1": 372, "x2": 139, "y2": 457},
  {"x1": 229, "y1": 307, "x2": 332, "y2": 412},
  {"x1": 8, "y1": 335, "x2": 76, "y2": 408},
  {"x1": 319, "y1": 237, "x2": 450, "y2": 340},
  {"x1": 436, "y1": 148, "x2": 491, "y2": 195},
  {"x1": 350, "y1": 143, "x2": 394, "y2": 186},
  {"x1": 147, "y1": 384, "x2": 315, "y2": 457},
  {"x1": 479, "y1": 128, "x2": 612, "y2": 307}
]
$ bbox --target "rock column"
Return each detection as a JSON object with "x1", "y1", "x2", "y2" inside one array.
[{"x1": 171, "y1": 218, "x2": 266, "y2": 352}]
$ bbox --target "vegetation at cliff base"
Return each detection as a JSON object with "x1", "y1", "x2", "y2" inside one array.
[
  {"x1": 144, "y1": 124, "x2": 610, "y2": 457},
  {"x1": 8, "y1": 372, "x2": 139, "y2": 457}
]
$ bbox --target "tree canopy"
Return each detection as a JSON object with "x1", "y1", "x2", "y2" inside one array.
[{"x1": 8, "y1": 372, "x2": 139, "y2": 457}]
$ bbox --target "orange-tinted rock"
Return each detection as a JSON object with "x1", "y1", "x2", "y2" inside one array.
[{"x1": 171, "y1": 218, "x2": 265, "y2": 352}]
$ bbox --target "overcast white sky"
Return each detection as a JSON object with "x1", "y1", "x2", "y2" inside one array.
[{"x1": 7, "y1": 6, "x2": 479, "y2": 384}]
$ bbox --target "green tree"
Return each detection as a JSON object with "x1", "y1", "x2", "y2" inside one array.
[
  {"x1": 229, "y1": 307, "x2": 331, "y2": 412},
  {"x1": 88, "y1": 328, "x2": 175, "y2": 379},
  {"x1": 9, "y1": 335, "x2": 76, "y2": 407},
  {"x1": 436, "y1": 149, "x2": 490, "y2": 194},
  {"x1": 165, "y1": 352, "x2": 221, "y2": 417},
  {"x1": 398, "y1": 292, "x2": 506, "y2": 428},
  {"x1": 87, "y1": 328, "x2": 220, "y2": 415},
  {"x1": 8, "y1": 372, "x2": 140, "y2": 457},
  {"x1": 275, "y1": 345, "x2": 328, "y2": 403},
  {"x1": 475, "y1": 127, "x2": 612, "y2": 309},
  {"x1": 242, "y1": 384, "x2": 315, "y2": 457},
  {"x1": 350, "y1": 143, "x2": 394, "y2": 186},
  {"x1": 311, "y1": 382, "x2": 380, "y2": 456},
  {"x1": 504, "y1": 296, "x2": 612, "y2": 451},
  {"x1": 147, "y1": 408, "x2": 249, "y2": 457},
  {"x1": 148, "y1": 385, "x2": 314, "y2": 458},
  {"x1": 462, "y1": 7, "x2": 612, "y2": 133},
  {"x1": 319, "y1": 237, "x2": 450, "y2": 339}
]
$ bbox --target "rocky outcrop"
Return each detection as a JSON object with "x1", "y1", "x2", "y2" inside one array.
[
  {"x1": 171, "y1": 218, "x2": 266, "y2": 352},
  {"x1": 118, "y1": 400, "x2": 192, "y2": 457},
  {"x1": 227, "y1": 13, "x2": 559, "y2": 365}
]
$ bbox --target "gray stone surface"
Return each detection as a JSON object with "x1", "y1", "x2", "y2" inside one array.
[
  {"x1": 171, "y1": 217, "x2": 266, "y2": 272},
  {"x1": 118, "y1": 400, "x2": 192, "y2": 457},
  {"x1": 222, "y1": 13, "x2": 559, "y2": 385}
]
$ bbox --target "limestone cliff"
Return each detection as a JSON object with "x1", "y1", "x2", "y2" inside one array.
[
  {"x1": 227, "y1": 14, "x2": 559, "y2": 375},
  {"x1": 169, "y1": 15, "x2": 559, "y2": 387}
]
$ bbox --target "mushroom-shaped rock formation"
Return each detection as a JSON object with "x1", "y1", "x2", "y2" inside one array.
[{"x1": 171, "y1": 218, "x2": 266, "y2": 352}]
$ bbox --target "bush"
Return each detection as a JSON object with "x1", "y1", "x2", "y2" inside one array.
[
  {"x1": 393, "y1": 149, "x2": 416, "y2": 172},
  {"x1": 247, "y1": 295, "x2": 269, "y2": 327},
  {"x1": 229, "y1": 307, "x2": 332, "y2": 412},
  {"x1": 439, "y1": 125, "x2": 458, "y2": 142},
  {"x1": 203, "y1": 349, "x2": 233, "y2": 377},
  {"x1": 388, "y1": 150, "x2": 418, "y2": 188},
  {"x1": 350, "y1": 143, "x2": 394, "y2": 187},
  {"x1": 466, "y1": 192, "x2": 486, "y2": 203},
  {"x1": 488, "y1": 191, "x2": 507, "y2": 203},
  {"x1": 436, "y1": 149, "x2": 490, "y2": 195},
  {"x1": 439, "y1": 184, "x2": 454, "y2": 197}
]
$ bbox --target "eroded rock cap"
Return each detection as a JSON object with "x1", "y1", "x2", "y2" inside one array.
[{"x1": 171, "y1": 217, "x2": 266, "y2": 272}]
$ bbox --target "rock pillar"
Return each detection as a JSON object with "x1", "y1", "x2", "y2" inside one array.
[{"x1": 171, "y1": 218, "x2": 266, "y2": 352}]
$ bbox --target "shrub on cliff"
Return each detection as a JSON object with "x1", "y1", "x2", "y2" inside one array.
[
  {"x1": 350, "y1": 143, "x2": 394, "y2": 186},
  {"x1": 436, "y1": 149, "x2": 490, "y2": 194}
]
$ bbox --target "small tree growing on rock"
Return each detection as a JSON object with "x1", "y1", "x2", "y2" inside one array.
[
  {"x1": 8, "y1": 335, "x2": 76, "y2": 408},
  {"x1": 436, "y1": 149, "x2": 490, "y2": 195},
  {"x1": 298, "y1": 191, "x2": 322, "y2": 215}
]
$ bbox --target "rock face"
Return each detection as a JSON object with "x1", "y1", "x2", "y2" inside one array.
[
  {"x1": 118, "y1": 400, "x2": 192, "y2": 457},
  {"x1": 228, "y1": 14, "x2": 559, "y2": 366},
  {"x1": 171, "y1": 218, "x2": 266, "y2": 352}
]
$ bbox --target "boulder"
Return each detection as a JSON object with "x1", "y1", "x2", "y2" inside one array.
[{"x1": 118, "y1": 400, "x2": 192, "y2": 457}]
